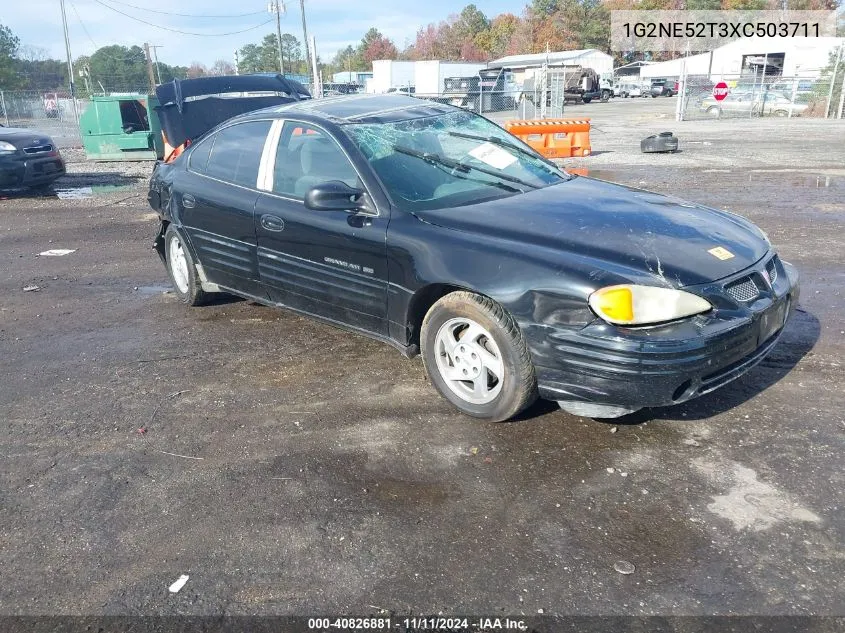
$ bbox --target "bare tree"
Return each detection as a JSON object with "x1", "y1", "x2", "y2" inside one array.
[{"x1": 209, "y1": 59, "x2": 235, "y2": 76}]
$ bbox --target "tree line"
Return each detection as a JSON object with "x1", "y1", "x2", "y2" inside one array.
[{"x1": 1, "y1": 0, "x2": 842, "y2": 92}]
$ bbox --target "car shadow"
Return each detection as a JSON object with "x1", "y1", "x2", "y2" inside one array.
[{"x1": 602, "y1": 307, "x2": 820, "y2": 426}]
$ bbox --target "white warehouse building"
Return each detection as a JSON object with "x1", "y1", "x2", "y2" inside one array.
[
  {"x1": 488, "y1": 49, "x2": 615, "y2": 76},
  {"x1": 640, "y1": 37, "x2": 845, "y2": 80}
]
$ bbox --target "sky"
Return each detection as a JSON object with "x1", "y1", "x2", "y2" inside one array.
[{"x1": 3, "y1": 0, "x2": 523, "y2": 67}]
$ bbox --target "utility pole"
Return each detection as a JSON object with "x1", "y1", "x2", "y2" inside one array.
[
  {"x1": 270, "y1": 0, "x2": 285, "y2": 75},
  {"x1": 827, "y1": 44, "x2": 843, "y2": 118},
  {"x1": 310, "y1": 35, "x2": 321, "y2": 98},
  {"x1": 59, "y1": 0, "x2": 79, "y2": 124},
  {"x1": 143, "y1": 43, "x2": 156, "y2": 92},
  {"x1": 150, "y1": 45, "x2": 163, "y2": 84},
  {"x1": 837, "y1": 64, "x2": 845, "y2": 119},
  {"x1": 234, "y1": 50, "x2": 240, "y2": 75},
  {"x1": 299, "y1": 0, "x2": 311, "y2": 78}
]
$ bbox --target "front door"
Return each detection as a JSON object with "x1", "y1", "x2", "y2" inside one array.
[
  {"x1": 175, "y1": 119, "x2": 273, "y2": 289},
  {"x1": 254, "y1": 120, "x2": 389, "y2": 335}
]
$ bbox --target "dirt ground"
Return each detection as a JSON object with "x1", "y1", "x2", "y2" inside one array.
[{"x1": 1, "y1": 97, "x2": 844, "y2": 620}]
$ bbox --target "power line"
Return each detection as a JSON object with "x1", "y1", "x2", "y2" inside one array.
[
  {"x1": 97, "y1": 0, "x2": 267, "y2": 19},
  {"x1": 90, "y1": 0, "x2": 276, "y2": 37},
  {"x1": 70, "y1": 0, "x2": 98, "y2": 50}
]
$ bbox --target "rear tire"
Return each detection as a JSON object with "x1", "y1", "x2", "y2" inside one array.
[
  {"x1": 421, "y1": 291, "x2": 537, "y2": 422},
  {"x1": 165, "y1": 225, "x2": 207, "y2": 306}
]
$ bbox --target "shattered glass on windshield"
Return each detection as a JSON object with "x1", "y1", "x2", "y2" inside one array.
[{"x1": 344, "y1": 111, "x2": 567, "y2": 211}]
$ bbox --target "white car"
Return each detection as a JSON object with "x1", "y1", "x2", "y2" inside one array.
[{"x1": 614, "y1": 82, "x2": 642, "y2": 98}]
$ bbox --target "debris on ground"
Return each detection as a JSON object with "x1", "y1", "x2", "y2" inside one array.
[
  {"x1": 614, "y1": 560, "x2": 636, "y2": 575},
  {"x1": 168, "y1": 574, "x2": 189, "y2": 593},
  {"x1": 39, "y1": 249, "x2": 76, "y2": 257},
  {"x1": 22, "y1": 285, "x2": 40, "y2": 292}
]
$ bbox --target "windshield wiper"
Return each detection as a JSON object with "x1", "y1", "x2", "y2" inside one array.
[
  {"x1": 393, "y1": 145, "x2": 525, "y2": 193},
  {"x1": 393, "y1": 145, "x2": 538, "y2": 191},
  {"x1": 446, "y1": 130, "x2": 568, "y2": 176},
  {"x1": 446, "y1": 130, "x2": 534, "y2": 157}
]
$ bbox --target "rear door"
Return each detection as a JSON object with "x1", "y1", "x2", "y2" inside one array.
[
  {"x1": 253, "y1": 120, "x2": 389, "y2": 335},
  {"x1": 176, "y1": 119, "x2": 273, "y2": 290}
]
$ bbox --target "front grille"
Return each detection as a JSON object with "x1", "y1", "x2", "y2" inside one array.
[
  {"x1": 23, "y1": 144, "x2": 53, "y2": 154},
  {"x1": 725, "y1": 276, "x2": 760, "y2": 303},
  {"x1": 765, "y1": 256, "x2": 779, "y2": 285}
]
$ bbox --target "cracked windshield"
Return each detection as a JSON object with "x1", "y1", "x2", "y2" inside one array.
[{"x1": 344, "y1": 110, "x2": 569, "y2": 211}]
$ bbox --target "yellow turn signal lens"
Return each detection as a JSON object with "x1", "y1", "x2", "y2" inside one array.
[{"x1": 592, "y1": 286, "x2": 634, "y2": 322}]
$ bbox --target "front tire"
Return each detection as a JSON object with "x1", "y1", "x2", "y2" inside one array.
[
  {"x1": 165, "y1": 225, "x2": 207, "y2": 306},
  {"x1": 421, "y1": 292, "x2": 537, "y2": 422}
]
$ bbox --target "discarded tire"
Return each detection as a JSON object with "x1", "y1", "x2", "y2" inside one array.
[{"x1": 641, "y1": 131, "x2": 679, "y2": 153}]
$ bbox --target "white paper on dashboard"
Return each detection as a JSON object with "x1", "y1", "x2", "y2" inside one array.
[{"x1": 468, "y1": 142, "x2": 518, "y2": 170}]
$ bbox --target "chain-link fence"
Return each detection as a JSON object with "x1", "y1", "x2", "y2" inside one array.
[
  {"x1": 1, "y1": 77, "x2": 321, "y2": 150},
  {"x1": 679, "y1": 73, "x2": 842, "y2": 121},
  {"x1": 0, "y1": 90, "x2": 87, "y2": 148},
  {"x1": 413, "y1": 66, "x2": 612, "y2": 124}
]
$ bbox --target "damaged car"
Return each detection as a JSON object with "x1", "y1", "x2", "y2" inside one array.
[{"x1": 147, "y1": 94, "x2": 799, "y2": 422}]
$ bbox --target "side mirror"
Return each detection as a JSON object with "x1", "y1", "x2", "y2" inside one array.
[{"x1": 304, "y1": 180, "x2": 368, "y2": 212}]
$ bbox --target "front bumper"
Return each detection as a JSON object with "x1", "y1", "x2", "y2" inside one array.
[
  {"x1": 527, "y1": 254, "x2": 800, "y2": 410},
  {"x1": 0, "y1": 154, "x2": 65, "y2": 187}
]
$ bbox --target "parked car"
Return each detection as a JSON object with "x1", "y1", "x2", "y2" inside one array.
[
  {"x1": 699, "y1": 91, "x2": 808, "y2": 118},
  {"x1": 148, "y1": 94, "x2": 799, "y2": 421},
  {"x1": 650, "y1": 78, "x2": 675, "y2": 97},
  {"x1": 0, "y1": 124, "x2": 65, "y2": 189},
  {"x1": 614, "y1": 82, "x2": 642, "y2": 98}
]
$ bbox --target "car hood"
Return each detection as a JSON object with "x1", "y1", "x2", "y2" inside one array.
[
  {"x1": 413, "y1": 176, "x2": 769, "y2": 287},
  {"x1": 0, "y1": 127, "x2": 52, "y2": 148}
]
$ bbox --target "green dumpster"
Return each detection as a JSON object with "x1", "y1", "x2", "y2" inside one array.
[{"x1": 79, "y1": 94, "x2": 163, "y2": 161}]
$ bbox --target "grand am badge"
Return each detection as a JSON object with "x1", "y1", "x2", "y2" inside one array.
[{"x1": 708, "y1": 246, "x2": 735, "y2": 261}]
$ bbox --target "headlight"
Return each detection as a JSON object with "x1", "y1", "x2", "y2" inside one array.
[
  {"x1": 0, "y1": 141, "x2": 17, "y2": 153},
  {"x1": 589, "y1": 285, "x2": 712, "y2": 326}
]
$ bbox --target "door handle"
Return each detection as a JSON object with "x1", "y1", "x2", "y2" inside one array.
[
  {"x1": 260, "y1": 214, "x2": 285, "y2": 232},
  {"x1": 182, "y1": 193, "x2": 196, "y2": 209}
]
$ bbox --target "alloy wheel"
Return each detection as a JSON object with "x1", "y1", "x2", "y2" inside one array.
[{"x1": 434, "y1": 317, "x2": 504, "y2": 405}]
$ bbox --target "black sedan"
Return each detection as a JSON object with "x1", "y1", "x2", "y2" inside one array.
[
  {"x1": 0, "y1": 124, "x2": 65, "y2": 189},
  {"x1": 147, "y1": 94, "x2": 799, "y2": 421}
]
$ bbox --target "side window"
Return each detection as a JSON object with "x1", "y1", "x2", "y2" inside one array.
[
  {"x1": 204, "y1": 120, "x2": 273, "y2": 188},
  {"x1": 187, "y1": 136, "x2": 213, "y2": 173},
  {"x1": 272, "y1": 122, "x2": 359, "y2": 198}
]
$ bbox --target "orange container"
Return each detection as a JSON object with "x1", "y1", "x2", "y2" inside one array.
[{"x1": 504, "y1": 118, "x2": 591, "y2": 158}]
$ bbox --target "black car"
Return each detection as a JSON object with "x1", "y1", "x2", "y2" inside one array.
[
  {"x1": 0, "y1": 125, "x2": 65, "y2": 189},
  {"x1": 147, "y1": 94, "x2": 799, "y2": 421}
]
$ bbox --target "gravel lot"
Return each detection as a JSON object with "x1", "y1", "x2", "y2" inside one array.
[{"x1": 1, "y1": 97, "x2": 844, "y2": 623}]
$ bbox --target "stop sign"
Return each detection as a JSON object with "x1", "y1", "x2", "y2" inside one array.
[{"x1": 713, "y1": 82, "x2": 729, "y2": 101}]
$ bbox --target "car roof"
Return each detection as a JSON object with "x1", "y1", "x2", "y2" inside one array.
[{"x1": 244, "y1": 93, "x2": 458, "y2": 125}]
